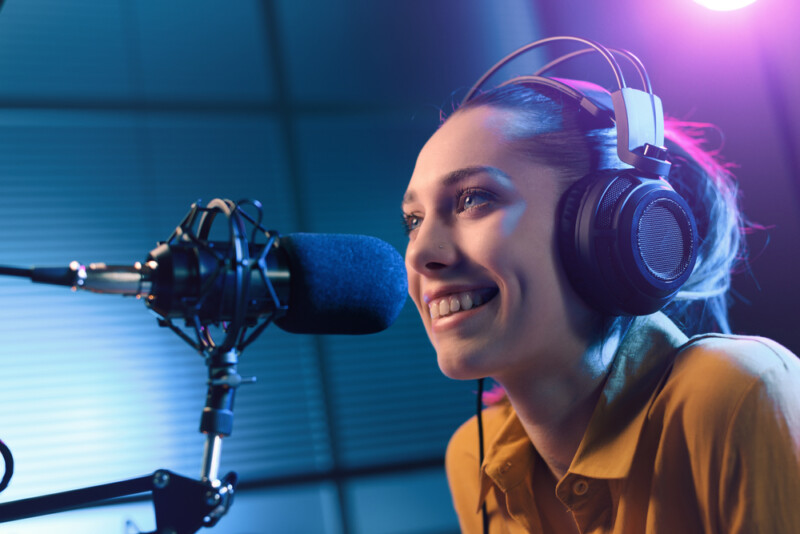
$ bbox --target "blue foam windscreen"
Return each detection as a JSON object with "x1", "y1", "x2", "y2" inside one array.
[{"x1": 275, "y1": 233, "x2": 408, "y2": 335}]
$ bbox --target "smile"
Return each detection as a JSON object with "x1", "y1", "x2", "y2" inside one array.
[{"x1": 428, "y1": 288, "x2": 498, "y2": 320}]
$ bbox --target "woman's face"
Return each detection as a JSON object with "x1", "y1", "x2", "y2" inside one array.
[{"x1": 402, "y1": 106, "x2": 596, "y2": 381}]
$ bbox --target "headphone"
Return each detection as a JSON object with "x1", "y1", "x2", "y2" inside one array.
[{"x1": 463, "y1": 36, "x2": 698, "y2": 316}]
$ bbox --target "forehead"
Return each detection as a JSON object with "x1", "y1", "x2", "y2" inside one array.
[
  {"x1": 421, "y1": 107, "x2": 518, "y2": 168},
  {"x1": 404, "y1": 107, "x2": 530, "y2": 203}
]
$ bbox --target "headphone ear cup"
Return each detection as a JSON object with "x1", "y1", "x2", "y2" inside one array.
[{"x1": 558, "y1": 170, "x2": 698, "y2": 316}]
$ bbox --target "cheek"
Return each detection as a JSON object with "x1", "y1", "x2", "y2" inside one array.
[
  {"x1": 461, "y1": 203, "x2": 528, "y2": 256},
  {"x1": 481, "y1": 206, "x2": 562, "y2": 310},
  {"x1": 500, "y1": 199, "x2": 527, "y2": 237},
  {"x1": 405, "y1": 258, "x2": 417, "y2": 296},
  {"x1": 404, "y1": 258, "x2": 425, "y2": 312},
  {"x1": 477, "y1": 204, "x2": 554, "y2": 269}
]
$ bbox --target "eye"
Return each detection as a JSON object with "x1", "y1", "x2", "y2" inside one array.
[
  {"x1": 457, "y1": 188, "x2": 494, "y2": 213},
  {"x1": 401, "y1": 213, "x2": 422, "y2": 236}
]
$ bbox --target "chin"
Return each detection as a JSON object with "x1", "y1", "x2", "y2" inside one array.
[{"x1": 435, "y1": 346, "x2": 490, "y2": 381}]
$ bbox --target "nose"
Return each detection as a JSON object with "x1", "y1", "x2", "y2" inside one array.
[{"x1": 405, "y1": 218, "x2": 459, "y2": 275}]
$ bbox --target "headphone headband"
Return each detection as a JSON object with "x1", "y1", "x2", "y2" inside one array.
[
  {"x1": 462, "y1": 36, "x2": 627, "y2": 103},
  {"x1": 463, "y1": 36, "x2": 670, "y2": 177}
]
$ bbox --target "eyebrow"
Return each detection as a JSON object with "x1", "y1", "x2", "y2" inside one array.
[{"x1": 401, "y1": 165, "x2": 511, "y2": 206}]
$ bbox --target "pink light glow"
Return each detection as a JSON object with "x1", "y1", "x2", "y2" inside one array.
[{"x1": 693, "y1": 0, "x2": 758, "y2": 11}]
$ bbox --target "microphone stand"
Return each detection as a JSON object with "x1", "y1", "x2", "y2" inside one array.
[
  {"x1": 0, "y1": 199, "x2": 285, "y2": 533},
  {"x1": 0, "y1": 344, "x2": 244, "y2": 533},
  {"x1": 0, "y1": 469, "x2": 237, "y2": 533}
]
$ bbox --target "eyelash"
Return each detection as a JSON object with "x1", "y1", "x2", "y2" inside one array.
[
  {"x1": 456, "y1": 187, "x2": 494, "y2": 214},
  {"x1": 401, "y1": 187, "x2": 496, "y2": 237},
  {"x1": 401, "y1": 213, "x2": 421, "y2": 236}
]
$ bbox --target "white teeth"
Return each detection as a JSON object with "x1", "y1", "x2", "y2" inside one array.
[{"x1": 428, "y1": 289, "x2": 487, "y2": 319}]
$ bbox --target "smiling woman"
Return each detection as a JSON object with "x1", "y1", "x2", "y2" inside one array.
[
  {"x1": 401, "y1": 37, "x2": 800, "y2": 534},
  {"x1": 404, "y1": 106, "x2": 594, "y2": 384}
]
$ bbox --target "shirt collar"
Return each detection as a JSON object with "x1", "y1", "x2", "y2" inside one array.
[
  {"x1": 569, "y1": 312, "x2": 687, "y2": 479},
  {"x1": 479, "y1": 404, "x2": 534, "y2": 497},
  {"x1": 476, "y1": 312, "x2": 688, "y2": 510}
]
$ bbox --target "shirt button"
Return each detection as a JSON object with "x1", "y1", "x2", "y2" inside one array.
[
  {"x1": 499, "y1": 461, "x2": 512, "y2": 474},
  {"x1": 572, "y1": 478, "x2": 589, "y2": 496}
]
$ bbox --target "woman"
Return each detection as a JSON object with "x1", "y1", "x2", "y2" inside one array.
[{"x1": 401, "y1": 38, "x2": 800, "y2": 533}]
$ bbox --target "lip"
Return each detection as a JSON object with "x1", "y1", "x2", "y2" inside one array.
[{"x1": 431, "y1": 303, "x2": 481, "y2": 330}]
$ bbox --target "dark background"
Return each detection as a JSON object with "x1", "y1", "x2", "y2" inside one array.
[{"x1": 0, "y1": 1, "x2": 796, "y2": 533}]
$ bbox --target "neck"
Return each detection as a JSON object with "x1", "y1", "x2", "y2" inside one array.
[{"x1": 495, "y1": 325, "x2": 622, "y2": 480}]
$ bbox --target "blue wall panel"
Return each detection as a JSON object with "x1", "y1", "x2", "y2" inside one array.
[{"x1": 0, "y1": 1, "x2": 543, "y2": 532}]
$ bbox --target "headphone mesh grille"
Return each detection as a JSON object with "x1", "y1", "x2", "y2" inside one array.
[
  {"x1": 638, "y1": 200, "x2": 691, "y2": 281},
  {"x1": 598, "y1": 177, "x2": 634, "y2": 228}
]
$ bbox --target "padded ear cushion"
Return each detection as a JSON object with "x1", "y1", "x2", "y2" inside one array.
[
  {"x1": 558, "y1": 172, "x2": 602, "y2": 311},
  {"x1": 558, "y1": 170, "x2": 698, "y2": 316}
]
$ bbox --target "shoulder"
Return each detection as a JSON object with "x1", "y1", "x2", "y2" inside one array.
[
  {"x1": 671, "y1": 334, "x2": 800, "y2": 394},
  {"x1": 656, "y1": 334, "x2": 800, "y2": 437},
  {"x1": 679, "y1": 334, "x2": 798, "y2": 373},
  {"x1": 670, "y1": 337, "x2": 800, "y2": 531}
]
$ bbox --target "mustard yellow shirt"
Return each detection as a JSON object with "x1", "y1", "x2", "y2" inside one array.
[{"x1": 446, "y1": 313, "x2": 800, "y2": 533}]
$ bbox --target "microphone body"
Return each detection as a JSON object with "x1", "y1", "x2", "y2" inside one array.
[{"x1": 144, "y1": 240, "x2": 290, "y2": 326}]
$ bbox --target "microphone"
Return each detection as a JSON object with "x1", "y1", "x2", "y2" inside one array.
[
  {"x1": 5, "y1": 233, "x2": 408, "y2": 335},
  {"x1": 273, "y1": 234, "x2": 408, "y2": 334}
]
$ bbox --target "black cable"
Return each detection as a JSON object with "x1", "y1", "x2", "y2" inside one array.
[
  {"x1": 0, "y1": 439, "x2": 13, "y2": 494},
  {"x1": 477, "y1": 378, "x2": 488, "y2": 534},
  {"x1": 0, "y1": 265, "x2": 32, "y2": 278}
]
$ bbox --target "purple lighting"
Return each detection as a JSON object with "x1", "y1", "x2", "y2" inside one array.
[{"x1": 693, "y1": 0, "x2": 758, "y2": 10}]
